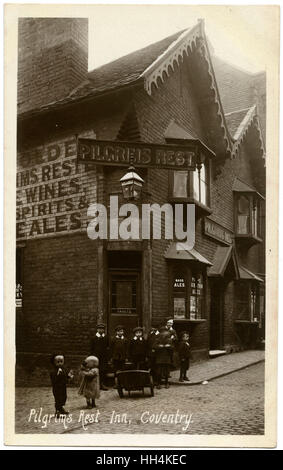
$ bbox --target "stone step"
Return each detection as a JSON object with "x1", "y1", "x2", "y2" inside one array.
[{"x1": 209, "y1": 350, "x2": 227, "y2": 358}]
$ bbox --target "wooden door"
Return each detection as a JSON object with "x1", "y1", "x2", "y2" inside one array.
[
  {"x1": 210, "y1": 280, "x2": 224, "y2": 350},
  {"x1": 108, "y1": 271, "x2": 141, "y2": 337}
]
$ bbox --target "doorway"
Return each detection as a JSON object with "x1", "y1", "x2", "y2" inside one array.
[
  {"x1": 210, "y1": 280, "x2": 224, "y2": 350},
  {"x1": 107, "y1": 251, "x2": 142, "y2": 336}
]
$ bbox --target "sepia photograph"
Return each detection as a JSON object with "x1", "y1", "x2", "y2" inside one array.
[{"x1": 4, "y1": 3, "x2": 279, "y2": 447}]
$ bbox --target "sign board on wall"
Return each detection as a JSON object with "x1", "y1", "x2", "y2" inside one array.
[
  {"x1": 204, "y1": 218, "x2": 233, "y2": 245},
  {"x1": 77, "y1": 138, "x2": 196, "y2": 171},
  {"x1": 16, "y1": 135, "x2": 96, "y2": 241}
]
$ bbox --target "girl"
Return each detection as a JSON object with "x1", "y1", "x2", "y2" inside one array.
[{"x1": 78, "y1": 356, "x2": 100, "y2": 409}]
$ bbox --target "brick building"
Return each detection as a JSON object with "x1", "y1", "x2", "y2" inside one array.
[{"x1": 16, "y1": 18, "x2": 266, "y2": 381}]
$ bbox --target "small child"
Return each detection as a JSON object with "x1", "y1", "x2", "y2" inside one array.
[
  {"x1": 153, "y1": 326, "x2": 173, "y2": 389},
  {"x1": 50, "y1": 353, "x2": 74, "y2": 417},
  {"x1": 128, "y1": 326, "x2": 147, "y2": 370},
  {"x1": 78, "y1": 356, "x2": 100, "y2": 409},
  {"x1": 178, "y1": 331, "x2": 190, "y2": 382},
  {"x1": 110, "y1": 325, "x2": 128, "y2": 375}
]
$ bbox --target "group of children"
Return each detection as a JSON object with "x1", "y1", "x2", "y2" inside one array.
[{"x1": 50, "y1": 318, "x2": 190, "y2": 416}]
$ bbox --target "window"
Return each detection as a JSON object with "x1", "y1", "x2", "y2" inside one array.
[
  {"x1": 173, "y1": 273, "x2": 186, "y2": 319},
  {"x1": 111, "y1": 277, "x2": 137, "y2": 315},
  {"x1": 172, "y1": 267, "x2": 205, "y2": 320},
  {"x1": 189, "y1": 272, "x2": 204, "y2": 320},
  {"x1": 234, "y1": 193, "x2": 263, "y2": 239},
  {"x1": 237, "y1": 195, "x2": 250, "y2": 234},
  {"x1": 235, "y1": 281, "x2": 259, "y2": 322},
  {"x1": 171, "y1": 159, "x2": 211, "y2": 208},
  {"x1": 173, "y1": 171, "x2": 188, "y2": 198}
]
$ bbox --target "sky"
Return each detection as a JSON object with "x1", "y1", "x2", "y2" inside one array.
[{"x1": 87, "y1": 5, "x2": 278, "y2": 74}]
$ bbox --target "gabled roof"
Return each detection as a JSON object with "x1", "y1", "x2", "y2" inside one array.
[
  {"x1": 17, "y1": 20, "x2": 234, "y2": 159},
  {"x1": 225, "y1": 107, "x2": 254, "y2": 139},
  {"x1": 225, "y1": 105, "x2": 266, "y2": 161},
  {"x1": 208, "y1": 246, "x2": 239, "y2": 279}
]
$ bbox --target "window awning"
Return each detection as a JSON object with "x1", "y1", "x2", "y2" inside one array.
[
  {"x1": 208, "y1": 246, "x2": 240, "y2": 278},
  {"x1": 232, "y1": 178, "x2": 265, "y2": 199},
  {"x1": 164, "y1": 242, "x2": 212, "y2": 265},
  {"x1": 239, "y1": 266, "x2": 264, "y2": 283},
  {"x1": 164, "y1": 119, "x2": 215, "y2": 159}
]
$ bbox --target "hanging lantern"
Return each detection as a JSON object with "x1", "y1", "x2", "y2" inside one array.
[{"x1": 120, "y1": 166, "x2": 144, "y2": 200}]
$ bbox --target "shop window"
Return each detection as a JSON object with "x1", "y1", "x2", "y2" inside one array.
[
  {"x1": 16, "y1": 247, "x2": 23, "y2": 307},
  {"x1": 173, "y1": 273, "x2": 187, "y2": 320},
  {"x1": 189, "y1": 272, "x2": 204, "y2": 320},
  {"x1": 170, "y1": 159, "x2": 211, "y2": 210},
  {"x1": 172, "y1": 268, "x2": 205, "y2": 320}
]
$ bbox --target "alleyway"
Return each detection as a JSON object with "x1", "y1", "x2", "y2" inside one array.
[{"x1": 15, "y1": 362, "x2": 264, "y2": 435}]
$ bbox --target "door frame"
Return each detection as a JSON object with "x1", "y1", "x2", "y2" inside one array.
[{"x1": 108, "y1": 269, "x2": 141, "y2": 336}]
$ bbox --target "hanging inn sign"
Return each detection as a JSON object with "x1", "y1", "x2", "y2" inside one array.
[{"x1": 77, "y1": 137, "x2": 199, "y2": 170}]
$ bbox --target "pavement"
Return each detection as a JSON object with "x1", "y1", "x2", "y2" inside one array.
[
  {"x1": 170, "y1": 349, "x2": 265, "y2": 385},
  {"x1": 14, "y1": 350, "x2": 265, "y2": 435}
]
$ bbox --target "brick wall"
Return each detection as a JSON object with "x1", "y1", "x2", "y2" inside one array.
[
  {"x1": 17, "y1": 233, "x2": 98, "y2": 355},
  {"x1": 18, "y1": 18, "x2": 88, "y2": 114}
]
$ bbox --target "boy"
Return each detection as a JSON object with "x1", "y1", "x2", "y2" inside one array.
[
  {"x1": 128, "y1": 326, "x2": 147, "y2": 370},
  {"x1": 178, "y1": 331, "x2": 190, "y2": 382},
  {"x1": 90, "y1": 323, "x2": 109, "y2": 390},
  {"x1": 50, "y1": 353, "x2": 73, "y2": 417},
  {"x1": 147, "y1": 327, "x2": 159, "y2": 384},
  {"x1": 110, "y1": 325, "x2": 128, "y2": 375}
]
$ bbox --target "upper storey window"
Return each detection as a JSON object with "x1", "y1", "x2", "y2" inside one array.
[
  {"x1": 170, "y1": 159, "x2": 211, "y2": 216},
  {"x1": 165, "y1": 120, "x2": 213, "y2": 217},
  {"x1": 233, "y1": 179, "x2": 264, "y2": 245}
]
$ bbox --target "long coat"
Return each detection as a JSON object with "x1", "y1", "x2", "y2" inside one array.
[
  {"x1": 178, "y1": 341, "x2": 190, "y2": 360},
  {"x1": 90, "y1": 335, "x2": 109, "y2": 370},
  {"x1": 78, "y1": 367, "x2": 100, "y2": 399},
  {"x1": 110, "y1": 336, "x2": 128, "y2": 361},
  {"x1": 153, "y1": 335, "x2": 173, "y2": 366},
  {"x1": 128, "y1": 338, "x2": 147, "y2": 363}
]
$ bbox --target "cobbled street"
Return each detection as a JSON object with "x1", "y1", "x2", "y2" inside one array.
[{"x1": 15, "y1": 362, "x2": 264, "y2": 435}]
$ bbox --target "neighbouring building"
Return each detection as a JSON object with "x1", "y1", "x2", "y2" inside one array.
[{"x1": 16, "y1": 18, "x2": 266, "y2": 383}]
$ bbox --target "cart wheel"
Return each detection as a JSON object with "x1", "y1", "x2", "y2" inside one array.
[
  {"x1": 117, "y1": 386, "x2": 124, "y2": 398},
  {"x1": 150, "y1": 386, "x2": 154, "y2": 397}
]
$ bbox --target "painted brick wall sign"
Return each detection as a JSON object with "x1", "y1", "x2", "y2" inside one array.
[
  {"x1": 77, "y1": 137, "x2": 197, "y2": 170},
  {"x1": 204, "y1": 218, "x2": 233, "y2": 245},
  {"x1": 16, "y1": 136, "x2": 96, "y2": 241}
]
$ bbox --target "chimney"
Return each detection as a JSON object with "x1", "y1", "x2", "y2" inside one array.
[{"x1": 17, "y1": 18, "x2": 88, "y2": 114}]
